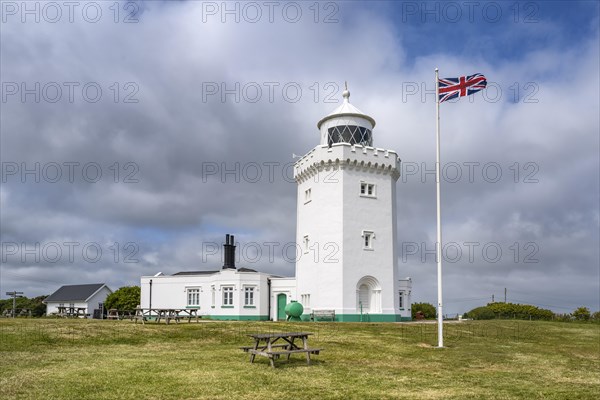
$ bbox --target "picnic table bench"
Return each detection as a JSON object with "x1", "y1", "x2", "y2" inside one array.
[
  {"x1": 107, "y1": 309, "x2": 120, "y2": 320},
  {"x1": 311, "y1": 309, "x2": 336, "y2": 321},
  {"x1": 242, "y1": 332, "x2": 322, "y2": 368},
  {"x1": 17, "y1": 308, "x2": 32, "y2": 317},
  {"x1": 0, "y1": 309, "x2": 30, "y2": 318},
  {"x1": 133, "y1": 308, "x2": 200, "y2": 324},
  {"x1": 57, "y1": 306, "x2": 87, "y2": 318}
]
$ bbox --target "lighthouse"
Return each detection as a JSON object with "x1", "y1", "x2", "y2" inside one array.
[
  {"x1": 139, "y1": 85, "x2": 411, "y2": 322},
  {"x1": 294, "y1": 85, "x2": 412, "y2": 322}
]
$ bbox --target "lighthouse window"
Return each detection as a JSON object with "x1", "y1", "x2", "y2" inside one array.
[
  {"x1": 305, "y1": 188, "x2": 312, "y2": 203},
  {"x1": 398, "y1": 291, "x2": 404, "y2": 309},
  {"x1": 362, "y1": 231, "x2": 374, "y2": 249},
  {"x1": 327, "y1": 125, "x2": 372, "y2": 147},
  {"x1": 360, "y1": 183, "x2": 376, "y2": 197}
]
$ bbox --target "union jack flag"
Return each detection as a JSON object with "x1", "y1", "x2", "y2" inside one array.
[{"x1": 438, "y1": 73, "x2": 487, "y2": 103}]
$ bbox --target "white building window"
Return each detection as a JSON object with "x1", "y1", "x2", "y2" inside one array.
[
  {"x1": 398, "y1": 291, "x2": 404, "y2": 309},
  {"x1": 362, "y1": 230, "x2": 374, "y2": 250},
  {"x1": 360, "y1": 182, "x2": 376, "y2": 197},
  {"x1": 244, "y1": 287, "x2": 255, "y2": 306},
  {"x1": 304, "y1": 235, "x2": 309, "y2": 253},
  {"x1": 301, "y1": 294, "x2": 311, "y2": 308},
  {"x1": 304, "y1": 188, "x2": 312, "y2": 203},
  {"x1": 211, "y1": 286, "x2": 216, "y2": 308},
  {"x1": 187, "y1": 288, "x2": 200, "y2": 307},
  {"x1": 222, "y1": 286, "x2": 234, "y2": 306}
]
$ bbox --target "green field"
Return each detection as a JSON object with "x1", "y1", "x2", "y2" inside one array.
[{"x1": 0, "y1": 319, "x2": 598, "y2": 399}]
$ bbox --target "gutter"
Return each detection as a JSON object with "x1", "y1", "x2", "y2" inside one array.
[{"x1": 267, "y1": 278, "x2": 271, "y2": 321}]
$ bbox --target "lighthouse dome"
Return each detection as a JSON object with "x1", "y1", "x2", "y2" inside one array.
[{"x1": 317, "y1": 84, "x2": 376, "y2": 147}]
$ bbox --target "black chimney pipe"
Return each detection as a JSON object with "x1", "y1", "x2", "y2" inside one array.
[{"x1": 223, "y1": 234, "x2": 236, "y2": 269}]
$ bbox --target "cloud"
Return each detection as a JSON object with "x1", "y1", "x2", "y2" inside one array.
[{"x1": 1, "y1": 1, "x2": 598, "y2": 314}]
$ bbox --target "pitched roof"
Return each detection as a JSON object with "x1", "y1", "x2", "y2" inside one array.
[{"x1": 44, "y1": 283, "x2": 109, "y2": 302}]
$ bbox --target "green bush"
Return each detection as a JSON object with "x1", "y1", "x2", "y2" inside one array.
[
  {"x1": 466, "y1": 306, "x2": 495, "y2": 320},
  {"x1": 486, "y1": 302, "x2": 554, "y2": 320},
  {"x1": 411, "y1": 302, "x2": 436, "y2": 319},
  {"x1": 104, "y1": 286, "x2": 141, "y2": 311},
  {"x1": 465, "y1": 302, "x2": 556, "y2": 321}
]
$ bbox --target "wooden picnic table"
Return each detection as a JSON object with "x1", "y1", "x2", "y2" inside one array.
[
  {"x1": 57, "y1": 306, "x2": 86, "y2": 318},
  {"x1": 242, "y1": 332, "x2": 322, "y2": 368},
  {"x1": 133, "y1": 308, "x2": 200, "y2": 324}
]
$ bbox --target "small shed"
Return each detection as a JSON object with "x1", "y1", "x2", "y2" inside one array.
[{"x1": 44, "y1": 283, "x2": 112, "y2": 318}]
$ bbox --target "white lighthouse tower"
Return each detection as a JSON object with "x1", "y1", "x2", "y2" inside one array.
[{"x1": 294, "y1": 85, "x2": 412, "y2": 322}]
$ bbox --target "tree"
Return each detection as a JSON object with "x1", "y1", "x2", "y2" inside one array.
[
  {"x1": 572, "y1": 306, "x2": 591, "y2": 321},
  {"x1": 0, "y1": 295, "x2": 48, "y2": 317},
  {"x1": 411, "y1": 302, "x2": 436, "y2": 319},
  {"x1": 27, "y1": 295, "x2": 48, "y2": 317},
  {"x1": 104, "y1": 286, "x2": 141, "y2": 311}
]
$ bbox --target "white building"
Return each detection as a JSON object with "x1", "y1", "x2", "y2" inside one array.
[
  {"x1": 141, "y1": 87, "x2": 412, "y2": 321},
  {"x1": 44, "y1": 283, "x2": 113, "y2": 318}
]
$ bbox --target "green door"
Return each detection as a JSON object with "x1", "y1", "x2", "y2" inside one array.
[{"x1": 277, "y1": 294, "x2": 287, "y2": 321}]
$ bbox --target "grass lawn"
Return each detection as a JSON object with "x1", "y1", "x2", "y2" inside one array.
[{"x1": 0, "y1": 319, "x2": 598, "y2": 399}]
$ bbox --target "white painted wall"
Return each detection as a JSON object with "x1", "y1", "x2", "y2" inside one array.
[
  {"x1": 295, "y1": 146, "x2": 344, "y2": 313},
  {"x1": 88, "y1": 286, "x2": 113, "y2": 316},
  {"x1": 140, "y1": 270, "x2": 270, "y2": 319},
  {"x1": 295, "y1": 143, "x2": 405, "y2": 318}
]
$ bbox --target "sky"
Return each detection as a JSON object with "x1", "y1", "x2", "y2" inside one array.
[{"x1": 1, "y1": 0, "x2": 598, "y2": 315}]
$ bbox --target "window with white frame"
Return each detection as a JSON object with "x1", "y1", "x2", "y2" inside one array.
[
  {"x1": 398, "y1": 291, "x2": 404, "y2": 309},
  {"x1": 301, "y1": 294, "x2": 311, "y2": 308},
  {"x1": 211, "y1": 286, "x2": 216, "y2": 307},
  {"x1": 244, "y1": 287, "x2": 255, "y2": 306},
  {"x1": 304, "y1": 188, "x2": 312, "y2": 203},
  {"x1": 187, "y1": 288, "x2": 200, "y2": 307},
  {"x1": 222, "y1": 286, "x2": 234, "y2": 306},
  {"x1": 360, "y1": 182, "x2": 376, "y2": 197},
  {"x1": 303, "y1": 235, "x2": 309, "y2": 253},
  {"x1": 362, "y1": 230, "x2": 374, "y2": 249}
]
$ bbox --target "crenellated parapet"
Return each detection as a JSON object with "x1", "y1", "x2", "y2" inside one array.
[{"x1": 294, "y1": 143, "x2": 400, "y2": 183}]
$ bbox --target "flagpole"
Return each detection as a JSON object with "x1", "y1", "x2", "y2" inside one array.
[{"x1": 435, "y1": 68, "x2": 444, "y2": 348}]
